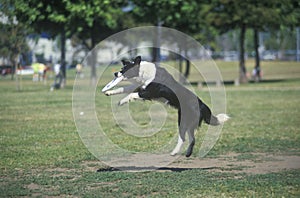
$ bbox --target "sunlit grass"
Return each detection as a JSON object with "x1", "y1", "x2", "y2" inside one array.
[{"x1": 0, "y1": 60, "x2": 299, "y2": 197}]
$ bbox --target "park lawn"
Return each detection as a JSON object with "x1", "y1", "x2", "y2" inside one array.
[
  {"x1": 0, "y1": 61, "x2": 300, "y2": 197},
  {"x1": 187, "y1": 59, "x2": 300, "y2": 82}
]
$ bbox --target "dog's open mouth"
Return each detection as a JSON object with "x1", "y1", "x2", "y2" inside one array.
[{"x1": 101, "y1": 75, "x2": 124, "y2": 92}]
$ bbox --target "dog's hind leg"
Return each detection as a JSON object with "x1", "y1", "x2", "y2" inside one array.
[
  {"x1": 170, "y1": 135, "x2": 184, "y2": 156},
  {"x1": 170, "y1": 110, "x2": 186, "y2": 156},
  {"x1": 185, "y1": 130, "x2": 195, "y2": 157}
]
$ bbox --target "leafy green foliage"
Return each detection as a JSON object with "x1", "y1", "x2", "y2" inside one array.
[
  {"x1": 203, "y1": 0, "x2": 300, "y2": 82},
  {"x1": 65, "y1": 0, "x2": 125, "y2": 45},
  {"x1": 204, "y1": 0, "x2": 299, "y2": 31},
  {"x1": 0, "y1": 0, "x2": 30, "y2": 80},
  {"x1": 131, "y1": 0, "x2": 208, "y2": 35},
  {"x1": 14, "y1": 0, "x2": 70, "y2": 36}
]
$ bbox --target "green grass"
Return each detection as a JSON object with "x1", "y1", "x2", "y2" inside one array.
[
  {"x1": 216, "y1": 87, "x2": 300, "y2": 154},
  {"x1": 187, "y1": 59, "x2": 300, "y2": 82},
  {"x1": 1, "y1": 169, "x2": 299, "y2": 197},
  {"x1": 1, "y1": 61, "x2": 300, "y2": 197}
]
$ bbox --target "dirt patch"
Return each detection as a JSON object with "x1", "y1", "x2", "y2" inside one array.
[
  {"x1": 166, "y1": 153, "x2": 300, "y2": 174},
  {"x1": 26, "y1": 183, "x2": 40, "y2": 190},
  {"x1": 91, "y1": 152, "x2": 300, "y2": 173},
  {"x1": 81, "y1": 161, "x2": 108, "y2": 172},
  {"x1": 42, "y1": 167, "x2": 80, "y2": 178}
]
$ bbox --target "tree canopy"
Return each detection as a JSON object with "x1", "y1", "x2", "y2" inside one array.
[
  {"x1": 2, "y1": 0, "x2": 300, "y2": 83},
  {"x1": 13, "y1": 0, "x2": 125, "y2": 84},
  {"x1": 204, "y1": 0, "x2": 300, "y2": 82},
  {"x1": 0, "y1": 0, "x2": 30, "y2": 79}
]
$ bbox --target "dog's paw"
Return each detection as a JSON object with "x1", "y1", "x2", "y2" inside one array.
[
  {"x1": 118, "y1": 98, "x2": 128, "y2": 106},
  {"x1": 170, "y1": 152, "x2": 177, "y2": 156},
  {"x1": 105, "y1": 90, "x2": 113, "y2": 96},
  {"x1": 185, "y1": 152, "x2": 192, "y2": 158}
]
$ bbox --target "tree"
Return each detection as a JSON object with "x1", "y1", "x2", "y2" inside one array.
[
  {"x1": 0, "y1": 0, "x2": 30, "y2": 80},
  {"x1": 205, "y1": 0, "x2": 300, "y2": 83},
  {"x1": 132, "y1": 0, "x2": 209, "y2": 78},
  {"x1": 65, "y1": 0, "x2": 125, "y2": 84},
  {"x1": 14, "y1": 0, "x2": 126, "y2": 84},
  {"x1": 162, "y1": 0, "x2": 210, "y2": 79},
  {"x1": 131, "y1": 0, "x2": 170, "y2": 63},
  {"x1": 248, "y1": 0, "x2": 299, "y2": 81},
  {"x1": 14, "y1": 0, "x2": 72, "y2": 87},
  {"x1": 204, "y1": 0, "x2": 254, "y2": 83}
]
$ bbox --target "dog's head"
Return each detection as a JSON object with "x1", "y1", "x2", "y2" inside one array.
[
  {"x1": 102, "y1": 56, "x2": 141, "y2": 92},
  {"x1": 116, "y1": 56, "x2": 141, "y2": 79}
]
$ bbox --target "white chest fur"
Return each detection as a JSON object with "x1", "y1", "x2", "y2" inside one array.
[{"x1": 134, "y1": 61, "x2": 156, "y2": 88}]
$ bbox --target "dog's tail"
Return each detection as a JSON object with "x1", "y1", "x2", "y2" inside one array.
[
  {"x1": 200, "y1": 103, "x2": 230, "y2": 126},
  {"x1": 208, "y1": 113, "x2": 230, "y2": 125}
]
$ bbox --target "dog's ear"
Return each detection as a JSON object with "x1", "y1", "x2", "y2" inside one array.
[
  {"x1": 121, "y1": 59, "x2": 129, "y2": 65},
  {"x1": 134, "y1": 56, "x2": 141, "y2": 65}
]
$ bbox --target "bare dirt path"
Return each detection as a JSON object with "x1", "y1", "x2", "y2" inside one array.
[
  {"x1": 82, "y1": 152, "x2": 300, "y2": 174},
  {"x1": 165, "y1": 153, "x2": 300, "y2": 174}
]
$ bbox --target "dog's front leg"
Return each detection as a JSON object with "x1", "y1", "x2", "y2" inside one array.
[
  {"x1": 105, "y1": 84, "x2": 139, "y2": 96},
  {"x1": 118, "y1": 92, "x2": 141, "y2": 106},
  {"x1": 105, "y1": 87, "x2": 125, "y2": 96}
]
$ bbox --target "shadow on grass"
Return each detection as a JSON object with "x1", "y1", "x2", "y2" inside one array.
[
  {"x1": 97, "y1": 166, "x2": 216, "y2": 172},
  {"x1": 191, "y1": 78, "x2": 297, "y2": 86}
]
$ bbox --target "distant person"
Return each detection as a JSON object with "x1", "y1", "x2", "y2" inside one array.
[
  {"x1": 38, "y1": 63, "x2": 46, "y2": 81},
  {"x1": 31, "y1": 63, "x2": 40, "y2": 81},
  {"x1": 252, "y1": 66, "x2": 262, "y2": 82},
  {"x1": 43, "y1": 63, "x2": 50, "y2": 83},
  {"x1": 1, "y1": 68, "x2": 6, "y2": 76},
  {"x1": 50, "y1": 62, "x2": 62, "y2": 91},
  {"x1": 76, "y1": 63, "x2": 83, "y2": 78}
]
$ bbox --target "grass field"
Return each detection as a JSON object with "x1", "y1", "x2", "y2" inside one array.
[{"x1": 1, "y1": 60, "x2": 300, "y2": 197}]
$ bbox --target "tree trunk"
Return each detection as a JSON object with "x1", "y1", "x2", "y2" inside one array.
[
  {"x1": 184, "y1": 45, "x2": 190, "y2": 79},
  {"x1": 181, "y1": 38, "x2": 190, "y2": 79},
  {"x1": 90, "y1": 23, "x2": 97, "y2": 85},
  {"x1": 11, "y1": 61, "x2": 15, "y2": 80},
  {"x1": 253, "y1": 28, "x2": 261, "y2": 82},
  {"x1": 10, "y1": 53, "x2": 20, "y2": 80},
  {"x1": 60, "y1": 29, "x2": 66, "y2": 87},
  {"x1": 152, "y1": 47, "x2": 159, "y2": 63},
  {"x1": 152, "y1": 23, "x2": 162, "y2": 63},
  {"x1": 178, "y1": 50, "x2": 183, "y2": 73},
  {"x1": 239, "y1": 23, "x2": 248, "y2": 83},
  {"x1": 152, "y1": 42, "x2": 161, "y2": 62},
  {"x1": 178, "y1": 49, "x2": 184, "y2": 83},
  {"x1": 184, "y1": 58, "x2": 190, "y2": 79}
]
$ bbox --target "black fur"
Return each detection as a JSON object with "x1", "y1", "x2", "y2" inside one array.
[
  {"x1": 106, "y1": 56, "x2": 224, "y2": 157},
  {"x1": 128, "y1": 61, "x2": 220, "y2": 157},
  {"x1": 116, "y1": 56, "x2": 141, "y2": 79}
]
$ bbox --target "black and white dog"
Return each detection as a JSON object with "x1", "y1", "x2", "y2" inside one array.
[{"x1": 102, "y1": 56, "x2": 229, "y2": 157}]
